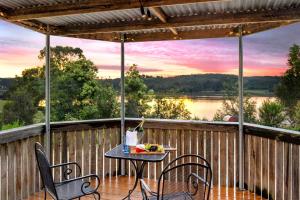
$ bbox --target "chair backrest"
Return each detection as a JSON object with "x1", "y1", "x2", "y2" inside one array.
[
  {"x1": 35, "y1": 142, "x2": 46, "y2": 154},
  {"x1": 157, "y1": 154, "x2": 212, "y2": 200},
  {"x1": 35, "y1": 142, "x2": 58, "y2": 198}
]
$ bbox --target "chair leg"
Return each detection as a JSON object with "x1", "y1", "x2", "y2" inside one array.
[
  {"x1": 94, "y1": 192, "x2": 101, "y2": 200},
  {"x1": 44, "y1": 189, "x2": 47, "y2": 200}
]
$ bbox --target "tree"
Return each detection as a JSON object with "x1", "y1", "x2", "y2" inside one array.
[
  {"x1": 213, "y1": 80, "x2": 257, "y2": 123},
  {"x1": 258, "y1": 100, "x2": 285, "y2": 127},
  {"x1": 276, "y1": 44, "x2": 300, "y2": 117},
  {"x1": 1, "y1": 46, "x2": 119, "y2": 127},
  {"x1": 294, "y1": 101, "x2": 300, "y2": 131},
  {"x1": 125, "y1": 64, "x2": 153, "y2": 117},
  {"x1": 148, "y1": 97, "x2": 191, "y2": 120},
  {"x1": 2, "y1": 89, "x2": 38, "y2": 125},
  {"x1": 39, "y1": 46, "x2": 119, "y2": 121},
  {"x1": 2, "y1": 67, "x2": 44, "y2": 125}
]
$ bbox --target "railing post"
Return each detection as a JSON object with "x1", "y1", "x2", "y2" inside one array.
[
  {"x1": 62, "y1": 131, "x2": 68, "y2": 180},
  {"x1": 238, "y1": 25, "x2": 245, "y2": 190},
  {"x1": 45, "y1": 26, "x2": 51, "y2": 159},
  {"x1": 120, "y1": 33, "x2": 126, "y2": 175}
]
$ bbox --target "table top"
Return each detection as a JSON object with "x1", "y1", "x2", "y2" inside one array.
[{"x1": 104, "y1": 144, "x2": 169, "y2": 162}]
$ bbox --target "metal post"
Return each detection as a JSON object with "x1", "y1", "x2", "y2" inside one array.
[
  {"x1": 238, "y1": 25, "x2": 244, "y2": 190},
  {"x1": 45, "y1": 30, "x2": 51, "y2": 159},
  {"x1": 120, "y1": 33, "x2": 126, "y2": 175}
]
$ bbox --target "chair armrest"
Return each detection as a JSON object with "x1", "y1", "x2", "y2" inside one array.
[
  {"x1": 140, "y1": 179, "x2": 157, "y2": 199},
  {"x1": 59, "y1": 174, "x2": 100, "y2": 195},
  {"x1": 188, "y1": 172, "x2": 209, "y2": 186},
  {"x1": 187, "y1": 172, "x2": 208, "y2": 196},
  {"x1": 50, "y1": 162, "x2": 81, "y2": 179}
]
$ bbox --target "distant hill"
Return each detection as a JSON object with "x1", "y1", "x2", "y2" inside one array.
[
  {"x1": 0, "y1": 74, "x2": 281, "y2": 98},
  {"x1": 101, "y1": 74, "x2": 281, "y2": 97}
]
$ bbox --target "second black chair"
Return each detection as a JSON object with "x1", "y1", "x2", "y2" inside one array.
[{"x1": 140, "y1": 154, "x2": 212, "y2": 200}]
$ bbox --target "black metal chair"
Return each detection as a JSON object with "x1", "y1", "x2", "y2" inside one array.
[
  {"x1": 35, "y1": 142, "x2": 101, "y2": 200},
  {"x1": 140, "y1": 154, "x2": 212, "y2": 200}
]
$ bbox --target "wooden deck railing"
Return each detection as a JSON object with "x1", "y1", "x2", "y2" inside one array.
[
  {"x1": 244, "y1": 123, "x2": 300, "y2": 200},
  {"x1": 0, "y1": 118, "x2": 300, "y2": 200}
]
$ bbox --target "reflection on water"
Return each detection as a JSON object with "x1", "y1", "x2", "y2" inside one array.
[{"x1": 149, "y1": 96, "x2": 274, "y2": 121}]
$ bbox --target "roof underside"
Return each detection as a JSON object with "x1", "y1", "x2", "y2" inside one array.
[{"x1": 0, "y1": 0, "x2": 299, "y2": 42}]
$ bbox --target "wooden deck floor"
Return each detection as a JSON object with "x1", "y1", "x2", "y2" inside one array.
[{"x1": 27, "y1": 176, "x2": 266, "y2": 200}]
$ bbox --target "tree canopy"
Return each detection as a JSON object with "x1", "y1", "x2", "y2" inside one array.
[
  {"x1": 125, "y1": 64, "x2": 153, "y2": 117},
  {"x1": 258, "y1": 100, "x2": 285, "y2": 127},
  {"x1": 213, "y1": 80, "x2": 257, "y2": 123},
  {"x1": 1, "y1": 46, "x2": 119, "y2": 127},
  {"x1": 276, "y1": 44, "x2": 300, "y2": 115}
]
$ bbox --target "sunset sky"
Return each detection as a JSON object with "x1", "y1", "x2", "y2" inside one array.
[{"x1": 1, "y1": 21, "x2": 300, "y2": 78}]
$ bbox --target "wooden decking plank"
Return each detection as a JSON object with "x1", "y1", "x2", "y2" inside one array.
[{"x1": 26, "y1": 176, "x2": 267, "y2": 200}]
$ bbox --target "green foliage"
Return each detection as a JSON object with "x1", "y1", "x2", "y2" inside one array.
[
  {"x1": 258, "y1": 100, "x2": 285, "y2": 127},
  {"x1": 33, "y1": 111, "x2": 45, "y2": 123},
  {"x1": 0, "y1": 100, "x2": 7, "y2": 112},
  {"x1": 105, "y1": 74, "x2": 280, "y2": 96},
  {"x1": 2, "y1": 66, "x2": 44, "y2": 126},
  {"x1": 125, "y1": 64, "x2": 153, "y2": 117},
  {"x1": 1, "y1": 121, "x2": 24, "y2": 131},
  {"x1": 148, "y1": 97, "x2": 191, "y2": 120},
  {"x1": 294, "y1": 101, "x2": 300, "y2": 131},
  {"x1": 45, "y1": 46, "x2": 118, "y2": 121},
  {"x1": 39, "y1": 46, "x2": 85, "y2": 70},
  {"x1": 276, "y1": 44, "x2": 300, "y2": 116},
  {"x1": 213, "y1": 81, "x2": 257, "y2": 123},
  {"x1": 1, "y1": 46, "x2": 119, "y2": 128},
  {"x1": 2, "y1": 88, "x2": 40, "y2": 125},
  {"x1": 124, "y1": 64, "x2": 191, "y2": 119}
]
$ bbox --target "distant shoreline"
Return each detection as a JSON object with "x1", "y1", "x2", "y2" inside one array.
[{"x1": 153, "y1": 94, "x2": 275, "y2": 99}]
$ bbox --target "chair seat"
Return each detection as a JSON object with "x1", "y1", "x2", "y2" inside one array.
[
  {"x1": 148, "y1": 192, "x2": 193, "y2": 200},
  {"x1": 56, "y1": 179, "x2": 94, "y2": 199}
]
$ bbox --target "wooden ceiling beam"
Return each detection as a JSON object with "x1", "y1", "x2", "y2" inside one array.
[
  {"x1": 0, "y1": 7, "x2": 54, "y2": 34},
  {"x1": 68, "y1": 21, "x2": 292, "y2": 42},
  {"x1": 55, "y1": 7, "x2": 300, "y2": 36},
  {"x1": 149, "y1": 7, "x2": 167, "y2": 23},
  {"x1": 6, "y1": 0, "x2": 225, "y2": 21},
  {"x1": 149, "y1": 7, "x2": 178, "y2": 35},
  {"x1": 107, "y1": 28, "x2": 234, "y2": 42}
]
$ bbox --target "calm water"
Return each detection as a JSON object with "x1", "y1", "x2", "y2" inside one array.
[{"x1": 150, "y1": 96, "x2": 274, "y2": 120}]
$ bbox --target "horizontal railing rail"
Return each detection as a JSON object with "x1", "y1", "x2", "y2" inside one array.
[
  {"x1": 0, "y1": 118, "x2": 299, "y2": 200},
  {"x1": 2, "y1": 118, "x2": 300, "y2": 145},
  {"x1": 0, "y1": 123, "x2": 44, "y2": 144}
]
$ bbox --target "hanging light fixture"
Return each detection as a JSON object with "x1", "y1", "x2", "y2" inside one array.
[
  {"x1": 147, "y1": 9, "x2": 152, "y2": 20},
  {"x1": 139, "y1": 0, "x2": 152, "y2": 20},
  {"x1": 139, "y1": 0, "x2": 147, "y2": 18},
  {"x1": 140, "y1": 6, "x2": 146, "y2": 18}
]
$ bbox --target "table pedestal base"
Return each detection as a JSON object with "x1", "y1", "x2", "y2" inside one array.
[{"x1": 122, "y1": 160, "x2": 146, "y2": 200}]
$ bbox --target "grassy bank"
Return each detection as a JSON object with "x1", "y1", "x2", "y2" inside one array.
[{"x1": 0, "y1": 100, "x2": 7, "y2": 112}]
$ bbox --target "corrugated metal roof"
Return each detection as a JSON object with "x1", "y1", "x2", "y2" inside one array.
[
  {"x1": 161, "y1": 0, "x2": 300, "y2": 17},
  {"x1": 0, "y1": 0, "x2": 299, "y2": 41},
  {"x1": 123, "y1": 23, "x2": 240, "y2": 35},
  {"x1": 37, "y1": 8, "x2": 154, "y2": 26},
  {"x1": 0, "y1": 0, "x2": 70, "y2": 10},
  {"x1": 123, "y1": 27, "x2": 171, "y2": 35},
  {"x1": 1, "y1": 0, "x2": 299, "y2": 27},
  {"x1": 176, "y1": 24, "x2": 239, "y2": 31}
]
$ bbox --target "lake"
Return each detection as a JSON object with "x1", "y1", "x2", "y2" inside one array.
[{"x1": 149, "y1": 96, "x2": 274, "y2": 120}]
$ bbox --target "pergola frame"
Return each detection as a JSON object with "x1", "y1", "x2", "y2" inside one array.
[{"x1": 1, "y1": 0, "x2": 300, "y2": 191}]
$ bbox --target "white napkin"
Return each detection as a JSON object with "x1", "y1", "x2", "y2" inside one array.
[{"x1": 126, "y1": 130, "x2": 138, "y2": 146}]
